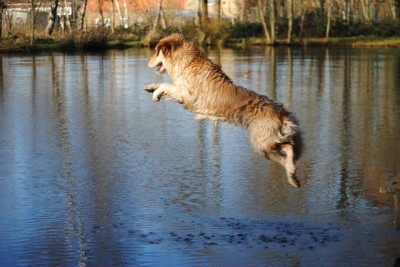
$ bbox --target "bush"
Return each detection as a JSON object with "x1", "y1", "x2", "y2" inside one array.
[
  {"x1": 224, "y1": 22, "x2": 264, "y2": 39},
  {"x1": 330, "y1": 19, "x2": 400, "y2": 37}
]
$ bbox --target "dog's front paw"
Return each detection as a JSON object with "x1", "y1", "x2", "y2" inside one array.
[
  {"x1": 144, "y1": 83, "x2": 160, "y2": 93},
  {"x1": 152, "y1": 89, "x2": 164, "y2": 102}
]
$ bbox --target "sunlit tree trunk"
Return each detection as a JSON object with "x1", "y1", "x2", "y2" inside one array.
[
  {"x1": 195, "y1": 0, "x2": 200, "y2": 26},
  {"x1": 287, "y1": 0, "x2": 293, "y2": 43},
  {"x1": 110, "y1": 0, "x2": 114, "y2": 33},
  {"x1": 299, "y1": 0, "x2": 306, "y2": 41},
  {"x1": 97, "y1": 0, "x2": 104, "y2": 26},
  {"x1": 360, "y1": 0, "x2": 370, "y2": 22},
  {"x1": 258, "y1": 0, "x2": 271, "y2": 44},
  {"x1": 59, "y1": 0, "x2": 71, "y2": 34},
  {"x1": 46, "y1": 0, "x2": 59, "y2": 35},
  {"x1": 239, "y1": 0, "x2": 246, "y2": 22},
  {"x1": 114, "y1": 0, "x2": 123, "y2": 27},
  {"x1": 270, "y1": 0, "x2": 275, "y2": 43},
  {"x1": 325, "y1": 0, "x2": 331, "y2": 39},
  {"x1": 122, "y1": 0, "x2": 128, "y2": 28},
  {"x1": 388, "y1": 0, "x2": 397, "y2": 20},
  {"x1": 153, "y1": 0, "x2": 166, "y2": 32}
]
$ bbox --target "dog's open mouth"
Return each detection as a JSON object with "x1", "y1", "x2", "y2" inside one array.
[{"x1": 155, "y1": 62, "x2": 163, "y2": 73}]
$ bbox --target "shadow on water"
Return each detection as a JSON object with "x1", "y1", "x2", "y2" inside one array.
[{"x1": 0, "y1": 47, "x2": 400, "y2": 266}]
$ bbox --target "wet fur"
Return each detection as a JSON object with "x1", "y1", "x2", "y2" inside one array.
[{"x1": 145, "y1": 34, "x2": 302, "y2": 188}]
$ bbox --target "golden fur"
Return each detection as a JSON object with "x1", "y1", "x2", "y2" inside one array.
[{"x1": 145, "y1": 34, "x2": 302, "y2": 188}]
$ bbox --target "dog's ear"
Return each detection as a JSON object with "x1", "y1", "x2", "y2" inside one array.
[{"x1": 156, "y1": 34, "x2": 185, "y2": 56}]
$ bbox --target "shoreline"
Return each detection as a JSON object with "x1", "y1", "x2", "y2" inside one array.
[{"x1": 1, "y1": 35, "x2": 400, "y2": 54}]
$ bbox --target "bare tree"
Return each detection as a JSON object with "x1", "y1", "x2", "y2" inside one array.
[
  {"x1": 97, "y1": 0, "x2": 104, "y2": 27},
  {"x1": 0, "y1": 0, "x2": 6, "y2": 38},
  {"x1": 110, "y1": 0, "x2": 114, "y2": 33},
  {"x1": 360, "y1": 0, "x2": 370, "y2": 22},
  {"x1": 195, "y1": 0, "x2": 208, "y2": 26},
  {"x1": 114, "y1": 0, "x2": 124, "y2": 27},
  {"x1": 30, "y1": 0, "x2": 39, "y2": 45},
  {"x1": 75, "y1": 0, "x2": 88, "y2": 30},
  {"x1": 215, "y1": 0, "x2": 220, "y2": 20},
  {"x1": 287, "y1": 0, "x2": 293, "y2": 43},
  {"x1": 325, "y1": 0, "x2": 331, "y2": 39},
  {"x1": 238, "y1": 0, "x2": 246, "y2": 22},
  {"x1": 122, "y1": 0, "x2": 128, "y2": 28},
  {"x1": 258, "y1": 0, "x2": 271, "y2": 44},
  {"x1": 59, "y1": 0, "x2": 71, "y2": 34},
  {"x1": 269, "y1": 0, "x2": 275, "y2": 43},
  {"x1": 299, "y1": 0, "x2": 306, "y2": 41},
  {"x1": 152, "y1": 0, "x2": 166, "y2": 32},
  {"x1": 46, "y1": 0, "x2": 59, "y2": 35},
  {"x1": 388, "y1": 0, "x2": 397, "y2": 20}
]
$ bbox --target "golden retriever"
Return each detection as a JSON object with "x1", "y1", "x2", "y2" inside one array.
[{"x1": 144, "y1": 34, "x2": 302, "y2": 188}]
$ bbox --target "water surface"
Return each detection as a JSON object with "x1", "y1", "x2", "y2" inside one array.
[{"x1": 0, "y1": 47, "x2": 399, "y2": 266}]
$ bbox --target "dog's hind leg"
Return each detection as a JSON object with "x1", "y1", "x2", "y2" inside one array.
[
  {"x1": 262, "y1": 144, "x2": 300, "y2": 188},
  {"x1": 280, "y1": 143, "x2": 300, "y2": 188},
  {"x1": 251, "y1": 144, "x2": 300, "y2": 188}
]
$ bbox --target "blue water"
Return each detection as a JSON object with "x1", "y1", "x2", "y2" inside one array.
[{"x1": 0, "y1": 47, "x2": 399, "y2": 266}]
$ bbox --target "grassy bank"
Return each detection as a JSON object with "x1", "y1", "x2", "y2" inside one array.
[
  {"x1": 224, "y1": 36, "x2": 400, "y2": 48},
  {"x1": 1, "y1": 30, "x2": 400, "y2": 54},
  {"x1": 0, "y1": 31, "x2": 143, "y2": 53}
]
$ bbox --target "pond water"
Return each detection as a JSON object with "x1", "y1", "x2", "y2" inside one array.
[{"x1": 0, "y1": 46, "x2": 399, "y2": 266}]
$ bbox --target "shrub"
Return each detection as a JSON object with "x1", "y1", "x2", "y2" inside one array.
[{"x1": 224, "y1": 22, "x2": 264, "y2": 39}]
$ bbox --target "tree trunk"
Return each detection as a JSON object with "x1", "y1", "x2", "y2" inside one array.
[
  {"x1": 239, "y1": 0, "x2": 246, "y2": 22},
  {"x1": 325, "y1": 0, "x2": 331, "y2": 39},
  {"x1": 114, "y1": 0, "x2": 123, "y2": 27},
  {"x1": 360, "y1": 0, "x2": 370, "y2": 22},
  {"x1": 97, "y1": 0, "x2": 104, "y2": 27},
  {"x1": 59, "y1": 0, "x2": 71, "y2": 34},
  {"x1": 195, "y1": 0, "x2": 201, "y2": 26},
  {"x1": 215, "y1": 0, "x2": 221, "y2": 20},
  {"x1": 270, "y1": 0, "x2": 275, "y2": 43},
  {"x1": 200, "y1": 0, "x2": 208, "y2": 26},
  {"x1": 46, "y1": 0, "x2": 59, "y2": 35},
  {"x1": 153, "y1": 0, "x2": 166, "y2": 32},
  {"x1": 30, "y1": 0, "x2": 35, "y2": 45},
  {"x1": 287, "y1": 0, "x2": 293, "y2": 43},
  {"x1": 388, "y1": 0, "x2": 397, "y2": 20},
  {"x1": 0, "y1": 2, "x2": 4, "y2": 39},
  {"x1": 110, "y1": 0, "x2": 114, "y2": 33},
  {"x1": 122, "y1": 0, "x2": 128, "y2": 28},
  {"x1": 258, "y1": 0, "x2": 271, "y2": 44},
  {"x1": 299, "y1": 0, "x2": 306, "y2": 41},
  {"x1": 79, "y1": 0, "x2": 88, "y2": 30}
]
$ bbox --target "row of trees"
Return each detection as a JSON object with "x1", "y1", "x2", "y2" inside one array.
[
  {"x1": 0, "y1": 0, "x2": 88, "y2": 43},
  {"x1": 190, "y1": 0, "x2": 400, "y2": 43},
  {"x1": 1, "y1": 0, "x2": 400, "y2": 45}
]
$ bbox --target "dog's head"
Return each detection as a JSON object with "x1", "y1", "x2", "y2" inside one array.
[{"x1": 148, "y1": 34, "x2": 185, "y2": 74}]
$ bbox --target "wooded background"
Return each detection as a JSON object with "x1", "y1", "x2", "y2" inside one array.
[{"x1": 1, "y1": 0, "x2": 399, "y2": 45}]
